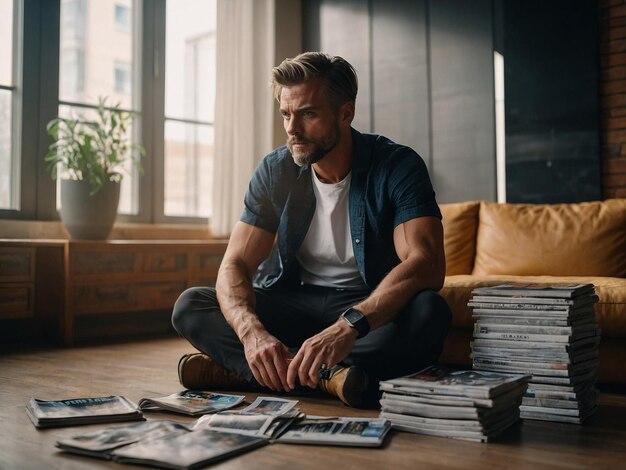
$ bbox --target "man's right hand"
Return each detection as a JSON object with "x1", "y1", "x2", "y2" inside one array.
[{"x1": 242, "y1": 328, "x2": 293, "y2": 392}]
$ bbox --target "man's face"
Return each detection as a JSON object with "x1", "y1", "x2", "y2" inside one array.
[{"x1": 279, "y1": 79, "x2": 342, "y2": 167}]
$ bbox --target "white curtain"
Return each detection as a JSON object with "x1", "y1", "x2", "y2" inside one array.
[{"x1": 211, "y1": 0, "x2": 276, "y2": 237}]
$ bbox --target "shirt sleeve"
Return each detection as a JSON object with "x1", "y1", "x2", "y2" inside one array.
[
  {"x1": 387, "y1": 147, "x2": 442, "y2": 228},
  {"x1": 240, "y1": 158, "x2": 280, "y2": 234}
]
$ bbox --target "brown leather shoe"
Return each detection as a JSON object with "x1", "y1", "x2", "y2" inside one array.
[
  {"x1": 177, "y1": 353, "x2": 250, "y2": 391},
  {"x1": 318, "y1": 365, "x2": 368, "y2": 408}
]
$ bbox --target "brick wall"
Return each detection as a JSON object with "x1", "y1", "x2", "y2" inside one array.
[{"x1": 600, "y1": 0, "x2": 626, "y2": 198}]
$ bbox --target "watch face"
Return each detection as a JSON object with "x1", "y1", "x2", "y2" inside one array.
[
  {"x1": 342, "y1": 308, "x2": 369, "y2": 338},
  {"x1": 344, "y1": 309, "x2": 364, "y2": 325}
]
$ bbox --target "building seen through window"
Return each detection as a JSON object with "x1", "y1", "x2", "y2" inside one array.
[
  {"x1": 0, "y1": 0, "x2": 16, "y2": 210},
  {"x1": 164, "y1": 0, "x2": 216, "y2": 218},
  {"x1": 2, "y1": 0, "x2": 217, "y2": 222}
]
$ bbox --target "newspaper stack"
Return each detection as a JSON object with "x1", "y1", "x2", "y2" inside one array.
[
  {"x1": 469, "y1": 283, "x2": 600, "y2": 424},
  {"x1": 379, "y1": 366, "x2": 530, "y2": 442}
]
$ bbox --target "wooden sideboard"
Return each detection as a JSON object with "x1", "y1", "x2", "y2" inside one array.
[{"x1": 0, "y1": 239, "x2": 228, "y2": 346}]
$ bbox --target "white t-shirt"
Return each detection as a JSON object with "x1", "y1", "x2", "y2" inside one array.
[{"x1": 296, "y1": 169, "x2": 365, "y2": 288}]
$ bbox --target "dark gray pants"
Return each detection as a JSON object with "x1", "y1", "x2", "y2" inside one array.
[{"x1": 171, "y1": 284, "x2": 451, "y2": 389}]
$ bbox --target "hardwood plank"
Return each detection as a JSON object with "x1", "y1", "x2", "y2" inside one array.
[{"x1": 1, "y1": 338, "x2": 625, "y2": 469}]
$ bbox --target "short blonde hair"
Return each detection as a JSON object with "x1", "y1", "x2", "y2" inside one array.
[{"x1": 272, "y1": 52, "x2": 358, "y2": 107}]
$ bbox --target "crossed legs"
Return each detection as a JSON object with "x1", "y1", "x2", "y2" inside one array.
[{"x1": 171, "y1": 284, "x2": 452, "y2": 391}]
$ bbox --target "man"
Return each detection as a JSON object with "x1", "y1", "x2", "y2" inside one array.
[{"x1": 172, "y1": 52, "x2": 452, "y2": 408}]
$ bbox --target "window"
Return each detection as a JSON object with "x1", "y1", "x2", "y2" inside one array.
[
  {"x1": 114, "y1": 3, "x2": 130, "y2": 32},
  {"x1": 164, "y1": 0, "x2": 216, "y2": 218},
  {"x1": 0, "y1": 0, "x2": 19, "y2": 210},
  {"x1": 114, "y1": 61, "x2": 131, "y2": 95},
  {"x1": 1, "y1": 0, "x2": 218, "y2": 225},
  {"x1": 59, "y1": 0, "x2": 139, "y2": 214},
  {"x1": 60, "y1": 49, "x2": 85, "y2": 95},
  {"x1": 62, "y1": 0, "x2": 86, "y2": 40}
]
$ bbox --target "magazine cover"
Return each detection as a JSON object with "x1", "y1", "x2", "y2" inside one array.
[
  {"x1": 277, "y1": 417, "x2": 391, "y2": 447},
  {"x1": 240, "y1": 397, "x2": 299, "y2": 416},
  {"x1": 381, "y1": 366, "x2": 530, "y2": 399},
  {"x1": 56, "y1": 420, "x2": 188, "y2": 458},
  {"x1": 111, "y1": 429, "x2": 268, "y2": 470},
  {"x1": 471, "y1": 283, "x2": 594, "y2": 299},
  {"x1": 194, "y1": 408, "x2": 303, "y2": 439},
  {"x1": 26, "y1": 396, "x2": 143, "y2": 428},
  {"x1": 138, "y1": 390, "x2": 245, "y2": 416}
]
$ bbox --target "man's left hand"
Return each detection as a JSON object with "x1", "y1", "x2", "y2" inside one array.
[{"x1": 286, "y1": 319, "x2": 358, "y2": 389}]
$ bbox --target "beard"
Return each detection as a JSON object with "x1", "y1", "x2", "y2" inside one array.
[{"x1": 287, "y1": 122, "x2": 340, "y2": 167}]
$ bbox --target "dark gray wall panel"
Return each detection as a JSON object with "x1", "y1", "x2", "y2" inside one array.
[
  {"x1": 503, "y1": 0, "x2": 601, "y2": 203},
  {"x1": 372, "y1": 0, "x2": 431, "y2": 165},
  {"x1": 302, "y1": 0, "x2": 601, "y2": 204},
  {"x1": 303, "y1": 0, "x2": 372, "y2": 132},
  {"x1": 429, "y1": 0, "x2": 496, "y2": 203}
]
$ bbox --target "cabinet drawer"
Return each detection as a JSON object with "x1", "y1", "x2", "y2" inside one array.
[
  {"x1": 142, "y1": 253, "x2": 188, "y2": 273},
  {"x1": 73, "y1": 281, "x2": 185, "y2": 314},
  {"x1": 74, "y1": 284, "x2": 134, "y2": 313},
  {"x1": 0, "y1": 248, "x2": 35, "y2": 282},
  {"x1": 135, "y1": 281, "x2": 186, "y2": 309},
  {"x1": 0, "y1": 284, "x2": 34, "y2": 318},
  {"x1": 72, "y1": 251, "x2": 136, "y2": 276},
  {"x1": 195, "y1": 253, "x2": 222, "y2": 274}
]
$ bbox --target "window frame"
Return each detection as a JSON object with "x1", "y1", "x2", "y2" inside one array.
[{"x1": 0, "y1": 0, "x2": 212, "y2": 226}]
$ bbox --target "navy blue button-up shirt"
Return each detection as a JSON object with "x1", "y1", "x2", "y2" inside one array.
[{"x1": 241, "y1": 128, "x2": 441, "y2": 290}]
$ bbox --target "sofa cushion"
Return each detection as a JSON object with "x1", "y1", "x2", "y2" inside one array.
[
  {"x1": 440, "y1": 201, "x2": 480, "y2": 275},
  {"x1": 472, "y1": 199, "x2": 626, "y2": 277},
  {"x1": 442, "y1": 274, "x2": 626, "y2": 337}
]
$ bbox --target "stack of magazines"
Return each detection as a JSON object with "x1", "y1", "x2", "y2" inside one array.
[
  {"x1": 469, "y1": 283, "x2": 601, "y2": 423},
  {"x1": 379, "y1": 366, "x2": 530, "y2": 442}
]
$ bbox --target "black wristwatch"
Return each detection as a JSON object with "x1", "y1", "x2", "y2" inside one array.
[{"x1": 340, "y1": 307, "x2": 370, "y2": 339}]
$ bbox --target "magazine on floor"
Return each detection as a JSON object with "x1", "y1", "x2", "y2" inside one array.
[
  {"x1": 138, "y1": 390, "x2": 245, "y2": 416},
  {"x1": 380, "y1": 366, "x2": 531, "y2": 399},
  {"x1": 276, "y1": 417, "x2": 391, "y2": 447},
  {"x1": 471, "y1": 283, "x2": 594, "y2": 299},
  {"x1": 239, "y1": 396, "x2": 299, "y2": 415},
  {"x1": 382, "y1": 409, "x2": 520, "y2": 443},
  {"x1": 380, "y1": 388, "x2": 523, "y2": 412},
  {"x1": 26, "y1": 396, "x2": 144, "y2": 428},
  {"x1": 378, "y1": 387, "x2": 522, "y2": 409},
  {"x1": 56, "y1": 420, "x2": 189, "y2": 459},
  {"x1": 110, "y1": 428, "x2": 268, "y2": 470},
  {"x1": 184, "y1": 397, "x2": 302, "y2": 439},
  {"x1": 194, "y1": 408, "x2": 303, "y2": 439}
]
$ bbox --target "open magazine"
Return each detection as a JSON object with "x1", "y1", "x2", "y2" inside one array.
[
  {"x1": 138, "y1": 390, "x2": 245, "y2": 416},
  {"x1": 26, "y1": 396, "x2": 144, "y2": 428},
  {"x1": 194, "y1": 397, "x2": 303, "y2": 439}
]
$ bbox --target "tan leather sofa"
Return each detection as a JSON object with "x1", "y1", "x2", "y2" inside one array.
[{"x1": 437, "y1": 199, "x2": 626, "y2": 385}]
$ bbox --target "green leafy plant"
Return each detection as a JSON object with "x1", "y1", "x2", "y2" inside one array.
[{"x1": 45, "y1": 97, "x2": 145, "y2": 195}]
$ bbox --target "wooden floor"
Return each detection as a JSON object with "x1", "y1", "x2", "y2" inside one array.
[{"x1": 1, "y1": 337, "x2": 626, "y2": 470}]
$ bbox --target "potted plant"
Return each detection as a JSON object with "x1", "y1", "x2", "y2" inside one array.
[{"x1": 45, "y1": 97, "x2": 144, "y2": 240}]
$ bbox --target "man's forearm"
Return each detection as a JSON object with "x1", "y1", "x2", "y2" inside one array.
[
  {"x1": 215, "y1": 257, "x2": 265, "y2": 341},
  {"x1": 354, "y1": 252, "x2": 445, "y2": 330}
]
